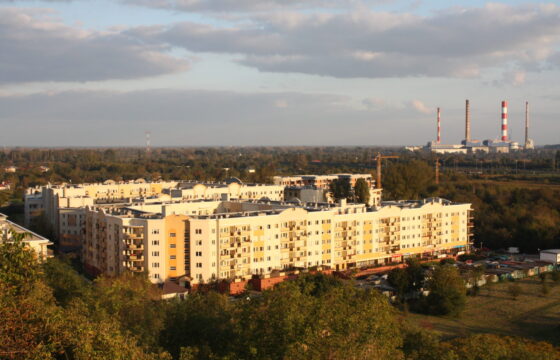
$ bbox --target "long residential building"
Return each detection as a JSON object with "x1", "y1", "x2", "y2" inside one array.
[
  {"x1": 82, "y1": 197, "x2": 472, "y2": 284},
  {"x1": 25, "y1": 179, "x2": 284, "y2": 251}
]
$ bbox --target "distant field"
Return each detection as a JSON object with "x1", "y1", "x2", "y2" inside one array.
[{"x1": 406, "y1": 277, "x2": 560, "y2": 345}]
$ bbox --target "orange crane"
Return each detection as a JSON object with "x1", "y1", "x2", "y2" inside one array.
[{"x1": 374, "y1": 153, "x2": 399, "y2": 189}]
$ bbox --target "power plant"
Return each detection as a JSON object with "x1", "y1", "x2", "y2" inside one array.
[{"x1": 426, "y1": 100, "x2": 534, "y2": 154}]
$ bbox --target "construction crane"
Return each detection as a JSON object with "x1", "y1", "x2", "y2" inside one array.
[{"x1": 374, "y1": 153, "x2": 399, "y2": 189}]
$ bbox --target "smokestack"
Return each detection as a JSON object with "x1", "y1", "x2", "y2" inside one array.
[
  {"x1": 437, "y1": 107, "x2": 441, "y2": 144},
  {"x1": 501, "y1": 100, "x2": 508, "y2": 141},
  {"x1": 525, "y1": 101, "x2": 529, "y2": 146},
  {"x1": 465, "y1": 99, "x2": 471, "y2": 143}
]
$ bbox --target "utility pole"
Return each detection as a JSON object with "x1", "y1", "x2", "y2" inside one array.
[{"x1": 374, "y1": 153, "x2": 399, "y2": 189}]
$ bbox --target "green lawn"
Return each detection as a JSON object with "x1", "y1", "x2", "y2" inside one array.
[{"x1": 406, "y1": 277, "x2": 560, "y2": 345}]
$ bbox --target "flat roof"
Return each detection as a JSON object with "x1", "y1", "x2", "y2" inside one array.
[{"x1": 541, "y1": 249, "x2": 560, "y2": 254}]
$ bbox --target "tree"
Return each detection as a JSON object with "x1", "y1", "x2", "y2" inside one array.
[
  {"x1": 406, "y1": 258, "x2": 425, "y2": 293},
  {"x1": 0, "y1": 230, "x2": 39, "y2": 295},
  {"x1": 329, "y1": 178, "x2": 351, "y2": 202},
  {"x1": 424, "y1": 265, "x2": 466, "y2": 316},
  {"x1": 388, "y1": 267, "x2": 409, "y2": 302},
  {"x1": 235, "y1": 274, "x2": 404, "y2": 360},
  {"x1": 383, "y1": 160, "x2": 434, "y2": 200},
  {"x1": 0, "y1": 231, "x2": 168, "y2": 360},
  {"x1": 353, "y1": 178, "x2": 370, "y2": 205},
  {"x1": 91, "y1": 272, "x2": 166, "y2": 351},
  {"x1": 160, "y1": 291, "x2": 234, "y2": 359}
]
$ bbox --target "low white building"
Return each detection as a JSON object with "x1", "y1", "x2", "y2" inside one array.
[
  {"x1": 540, "y1": 249, "x2": 560, "y2": 265},
  {"x1": 0, "y1": 213, "x2": 53, "y2": 261}
]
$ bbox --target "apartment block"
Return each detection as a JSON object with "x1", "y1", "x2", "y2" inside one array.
[
  {"x1": 25, "y1": 179, "x2": 284, "y2": 252},
  {"x1": 82, "y1": 197, "x2": 472, "y2": 284}
]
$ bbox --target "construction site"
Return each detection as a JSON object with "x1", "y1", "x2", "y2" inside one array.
[{"x1": 426, "y1": 100, "x2": 535, "y2": 154}]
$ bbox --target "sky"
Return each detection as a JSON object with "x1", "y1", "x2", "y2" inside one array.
[{"x1": 0, "y1": 0, "x2": 559, "y2": 147}]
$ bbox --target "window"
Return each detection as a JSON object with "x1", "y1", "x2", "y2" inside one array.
[
  {"x1": 151, "y1": 240, "x2": 159, "y2": 246},
  {"x1": 169, "y1": 233, "x2": 176, "y2": 237},
  {"x1": 152, "y1": 251, "x2": 160, "y2": 256},
  {"x1": 170, "y1": 243, "x2": 176, "y2": 248},
  {"x1": 196, "y1": 251, "x2": 202, "y2": 256},
  {"x1": 170, "y1": 266, "x2": 176, "y2": 271},
  {"x1": 196, "y1": 263, "x2": 202, "y2": 268},
  {"x1": 195, "y1": 229, "x2": 202, "y2": 234},
  {"x1": 170, "y1": 255, "x2": 176, "y2": 260},
  {"x1": 152, "y1": 262, "x2": 160, "y2": 268}
]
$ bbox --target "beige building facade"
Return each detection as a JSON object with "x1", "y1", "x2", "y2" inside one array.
[
  {"x1": 25, "y1": 179, "x2": 284, "y2": 252},
  {"x1": 82, "y1": 198, "x2": 472, "y2": 284}
]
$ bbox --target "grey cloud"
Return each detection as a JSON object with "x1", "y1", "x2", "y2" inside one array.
[
  {"x1": 124, "y1": 0, "x2": 389, "y2": 13},
  {"x1": 0, "y1": 0, "x2": 71, "y2": 2},
  {"x1": 145, "y1": 3, "x2": 560, "y2": 78},
  {"x1": 0, "y1": 8, "x2": 189, "y2": 83},
  {"x1": 0, "y1": 89, "x2": 433, "y2": 146}
]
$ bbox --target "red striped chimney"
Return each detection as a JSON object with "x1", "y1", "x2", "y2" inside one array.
[
  {"x1": 501, "y1": 100, "x2": 508, "y2": 141},
  {"x1": 437, "y1": 107, "x2": 441, "y2": 144}
]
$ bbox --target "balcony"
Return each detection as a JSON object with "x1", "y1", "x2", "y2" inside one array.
[
  {"x1": 126, "y1": 254, "x2": 143, "y2": 261},
  {"x1": 124, "y1": 233, "x2": 143, "y2": 240}
]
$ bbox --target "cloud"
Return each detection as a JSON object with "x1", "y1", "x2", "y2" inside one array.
[
  {"x1": 0, "y1": 0, "x2": 71, "y2": 2},
  {"x1": 0, "y1": 89, "x2": 440, "y2": 146},
  {"x1": 0, "y1": 8, "x2": 189, "y2": 83},
  {"x1": 362, "y1": 97, "x2": 387, "y2": 110},
  {"x1": 124, "y1": 0, "x2": 389, "y2": 13},
  {"x1": 138, "y1": 3, "x2": 560, "y2": 79},
  {"x1": 410, "y1": 100, "x2": 431, "y2": 114}
]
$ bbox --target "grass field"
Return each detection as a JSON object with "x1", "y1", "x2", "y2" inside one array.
[{"x1": 406, "y1": 277, "x2": 560, "y2": 345}]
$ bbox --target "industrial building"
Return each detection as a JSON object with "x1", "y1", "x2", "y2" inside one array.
[{"x1": 426, "y1": 100, "x2": 534, "y2": 154}]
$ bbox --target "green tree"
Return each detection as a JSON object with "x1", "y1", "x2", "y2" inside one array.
[
  {"x1": 388, "y1": 267, "x2": 409, "y2": 302},
  {"x1": 91, "y1": 272, "x2": 166, "y2": 351},
  {"x1": 353, "y1": 178, "x2": 371, "y2": 205},
  {"x1": 329, "y1": 178, "x2": 351, "y2": 202},
  {"x1": 424, "y1": 265, "x2": 466, "y2": 317},
  {"x1": 0, "y1": 230, "x2": 39, "y2": 295},
  {"x1": 43, "y1": 256, "x2": 90, "y2": 306},
  {"x1": 235, "y1": 274, "x2": 403, "y2": 360},
  {"x1": 405, "y1": 258, "x2": 425, "y2": 293},
  {"x1": 160, "y1": 291, "x2": 234, "y2": 359}
]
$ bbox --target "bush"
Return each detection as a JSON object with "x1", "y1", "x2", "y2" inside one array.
[{"x1": 508, "y1": 283, "x2": 522, "y2": 300}]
